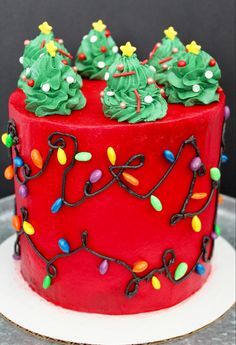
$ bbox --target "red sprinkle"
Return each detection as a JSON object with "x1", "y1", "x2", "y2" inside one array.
[
  {"x1": 57, "y1": 49, "x2": 73, "y2": 60},
  {"x1": 178, "y1": 60, "x2": 187, "y2": 67},
  {"x1": 105, "y1": 29, "x2": 111, "y2": 37},
  {"x1": 100, "y1": 46, "x2": 107, "y2": 53},
  {"x1": 158, "y1": 56, "x2": 173, "y2": 64},
  {"x1": 134, "y1": 89, "x2": 141, "y2": 113},
  {"x1": 209, "y1": 58, "x2": 216, "y2": 67},
  {"x1": 141, "y1": 59, "x2": 148, "y2": 65},
  {"x1": 149, "y1": 43, "x2": 160, "y2": 59},
  {"x1": 40, "y1": 40, "x2": 46, "y2": 49},
  {"x1": 62, "y1": 59, "x2": 68, "y2": 65},
  {"x1": 27, "y1": 79, "x2": 34, "y2": 87},
  {"x1": 113, "y1": 71, "x2": 136, "y2": 78},
  {"x1": 78, "y1": 53, "x2": 86, "y2": 61},
  {"x1": 217, "y1": 86, "x2": 223, "y2": 93}
]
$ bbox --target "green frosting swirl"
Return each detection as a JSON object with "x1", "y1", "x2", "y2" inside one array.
[
  {"x1": 148, "y1": 37, "x2": 185, "y2": 85},
  {"x1": 102, "y1": 54, "x2": 168, "y2": 123},
  {"x1": 22, "y1": 52, "x2": 86, "y2": 116},
  {"x1": 75, "y1": 29, "x2": 120, "y2": 79},
  {"x1": 165, "y1": 50, "x2": 221, "y2": 106},
  {"x1": 18, "y1": 33, "x2": 71, "y2": 89}
]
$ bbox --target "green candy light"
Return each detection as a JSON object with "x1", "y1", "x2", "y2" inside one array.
[
  {"x1": 5, "y1": 134, "x2": 13, "y2": 148},
  {"x1": 174, "y1": 262, "x2": 188, "y2": 281},
  {"x1": 43, "y1": 275, "x2": 52, "y2": 289},
  {"x1": 75, "y1": 152, "x2": 92, "y2": 162},
  {"x1": 210, "y1": 167, "x2": 221, "y2": 182},
  {"x1": 215, "y1": 224, "x2": 221, "y2": 237},
  {"x1": 150, "y1": 195, "x2": 163, "y2": 212}
]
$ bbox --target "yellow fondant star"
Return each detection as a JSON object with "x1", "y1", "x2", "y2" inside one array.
[
  {"x1": 38, "y1": 21, "x2": 53, "y2": 35},
  {"x1": 45, "y1": 41, "x2": 57, "y2": 57},
  {"x1": 120, "y1": 42, "x2": 137, "y2": 57},
  {"x1": 164, "y1": 26, "x2": 177, "y2": 40},
  {"x1": 92, "y1": 19, "x2": 107, "y2": 32},
  {"x1": 186, "y1": 41, "x2": 201, "y2": 55}
]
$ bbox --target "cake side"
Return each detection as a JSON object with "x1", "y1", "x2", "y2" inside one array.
[{"x1": 6, "y1": 80, "x2": 225, "y2": 314}]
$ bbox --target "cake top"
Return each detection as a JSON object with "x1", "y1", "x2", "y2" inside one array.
[{"x1": 16, "y1": 21, "x2": 223, "y2": 121}]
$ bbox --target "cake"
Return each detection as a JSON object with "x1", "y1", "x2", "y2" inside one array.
[{"x1": 2, "y1": 21, "x2": 229, "y2": 315}]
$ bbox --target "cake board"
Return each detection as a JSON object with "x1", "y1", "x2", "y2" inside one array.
[{"x1": 0, "y1": 235, "x2": 235, "y2": 345}]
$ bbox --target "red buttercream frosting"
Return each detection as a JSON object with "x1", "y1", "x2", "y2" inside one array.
[{"x1": 9, "y1": 80, "x2": 225, "y2": 314}]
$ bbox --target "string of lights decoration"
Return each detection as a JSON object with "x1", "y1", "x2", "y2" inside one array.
[
  {"x1": 13, "y1": 206, "x2": 214, "y2": 295},
  {"x1": 4, "y1": 120, "x2": 222, "y2": 228}
]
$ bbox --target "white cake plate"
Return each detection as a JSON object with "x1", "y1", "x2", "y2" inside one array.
[{"x1": 0, "y1": 235, "x2": 235, "y2": 345}]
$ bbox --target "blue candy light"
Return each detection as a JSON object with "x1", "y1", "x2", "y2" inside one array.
[
  {"x1": 221, "y1": 154, "x2": 228, "y2": 164},
  {"x1": 58, "y1": 238, "x2": 70, "y2": 253},
  {"x1": 163, "y1": 150, "x2": 175, "y2": 163},
  {"x1": 195, "y1": 263, "x2": 206, "y2": 275},
  {"x1": 51, "y1": 198, "x2": 63, "y2": 213},
  {"x1": 14, "y1": 156, "x2": 24, "y2": 168}
]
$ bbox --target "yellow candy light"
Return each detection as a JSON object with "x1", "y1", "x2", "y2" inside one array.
[
  {"x1": 1, "y1": 133, "x2": 7, "y2": 145},
  {"x1": 186, "y1": 41, "x2": 201, "y2": 55},
  {"x1": 164, "y1": 26, "x2": 177, "y2": 40},
  {"x1": 57, "y1": 147, "x2": 67, "y2": 165},
  {"x1": 38, "y1": 21, "x2": 53, "y2": 35},
  {"x1": 191, "y1": 215, "x2": 202, "y2": 232},
  {"x1": 151, "y1": 276, "x2": 161, "y2": 290},
  {"x1": 107, "y1": 147, "x2": 116, "y2": 165},
  {"x1": 92, "y1": 19, "x2": 106, "y2": 32},
  {"x1": 46, "y1": 41, "x2": 57, "y2": 57},
  {"x1": 120, "y1": 42, "x2": 137, "y2": 57},
  {"x1": 23, "y1": 221, "x2": 35, "y2": 235}
]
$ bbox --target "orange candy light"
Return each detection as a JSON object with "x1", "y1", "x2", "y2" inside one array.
[
  {"x1": 191, "y1": 192, "x2": 208, "y2": 200},
  {"x1": 132, "y1": 260, "x2": 148, "y2": 273},
  {"x1": 122, "y1": 172, "x2": 139, "y2": 186},
  {"x1": 31, "y1": 149, "x2": 43, "y2": 169},
  {"x1": 12, "y1": 215, "x2": 21, "y2": 231},
  {"x1": 4, "y1": 165, "x2": 14, "y2": 180}
]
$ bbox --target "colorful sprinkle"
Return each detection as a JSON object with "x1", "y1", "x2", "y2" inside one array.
[
  {"x1": 89, "y1": 169, "x2": 102, "y2": 183},
  {"x1": 122, "y1": 172, "x2": 139, "y2": 186},
  {"x1": 191, "y1": 192, "x2": 208, "y2": 200},
  {"x1": 57, "y1": 147, "x2": 67, "y2": 165},
  {"x1": 132, "y1": 260, "x2": 148, "y2": 273},
  {"x1": 51, "y1": 198, "x2": 63, "y2": 214},
  {"x1": 12, "y1": 215, "x2": 21, "y2": 231},
  {"x1": 58, "y1": 238, "x2": 70, "y2": 253},
  {"x1": 43, "y1": 275, "x2": 52, "y2": 289},
  {"x1": 151, "y1": 276, "x2": 161, "y2": 290},
  {"x1": 4, "y1": 165, "x2": 14, "y2": 180},
  {"x1": 75, "y1": 152, "x2": 92, "y2": 162},
  {"x1": 23, "y1": 221, "x2": 35, "y2": 235},
  {"x1": 174, "y1": 262, "x2": 188, "y2": 280},
  {"x1": 31, "y1": 149, "x2": 43, "y2": 169},
  {"x1": 210, "y1": 167, "x2": 221, "y2": 182},
  {"x1": 195, "y1": 263, "x2": 206, "y2": 275},
  {"x1": 99, "y1": 259, "x2": 109, "y2": 275},
  {"x1": 107, "y1": 147, "x2": 116, "y2": 165},
  {"x1": 19, "y1": 184, "x2": 28, "y2": 198},
  {"x1": 191, "y1": 215, "x2": 202, "y2": 232},
  {"x1": 150, "y1": 195, "x2": 163, "y2": 212},
  {"x1": 163, "y1": 150, "x2": 175, "y2": 163}
]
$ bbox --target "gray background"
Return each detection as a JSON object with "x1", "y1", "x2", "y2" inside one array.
[{"x1": 0, "y1": 0, "x2": 235, "y2": 198}]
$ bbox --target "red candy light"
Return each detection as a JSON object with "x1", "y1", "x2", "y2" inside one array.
[
  {"x1": 178, "y1": 60, "x2": 187, "y2": 67},
  {"x1": 78, "y1": 53, "x2": 86, "y2": 61},
  {"x1": 100, "y1": 46, "x2": 107, "y2": 53},
  {"x1": 27, "y1": 80, "x2": 35, "y2": 87},
  {"x1": 209, "y1": 58, "x2": 216, "y2": 67}
]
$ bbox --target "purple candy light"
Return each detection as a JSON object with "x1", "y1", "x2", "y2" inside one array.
[
  {"x1": 12, "y1": 253, "x2": 21, "y2": 261},
  {"x1": 211, "y1": 232, "x2": 218, "y2": 240},
  {"x1": 190, "y1": 157, "x2": 202, "y2": 171},
  {"x1": 99, "y1": 259, "x2": 109, "y2": 275},
  {"x1": 89, "y1": 169, "x2": 102, "y2": 184},
  {"x1": 19, "y1": 184, "x2": 28, "y2": 198},
  {"x1": 224, "y1": 105, "x2": 231, "y2": 120}
]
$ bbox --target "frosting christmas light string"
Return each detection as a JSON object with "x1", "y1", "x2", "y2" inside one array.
[
  {"x1": 3, "y1": 120, "x2": 222, "y2": 230},
  {"x1": 13, "y1": 206, "x2": 214, "y2": 296}
]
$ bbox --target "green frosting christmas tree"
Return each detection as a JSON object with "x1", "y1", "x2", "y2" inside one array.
[
  {"x1": 101, "y1": 42, "x2": 168, "y2": 123},
  {"x1": 22, "y1": 41, "x2": 86, "y2": 116},
  {"x1": 18, "y1": 21, "x2": 72, "y2": 89},
  {"x1": 148, "y1": 26, "x2": 185, "y2": 85},
  {"x1": 75, "y1": 19, "x2": 120, "y2": 79},
  {"x1": 165, "y1": 41, "x2": 221, "y2": 106}
]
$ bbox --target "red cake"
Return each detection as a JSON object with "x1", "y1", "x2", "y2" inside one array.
[{"x1": 3, "y1": 22, "x2": 229, "y2": 315}]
